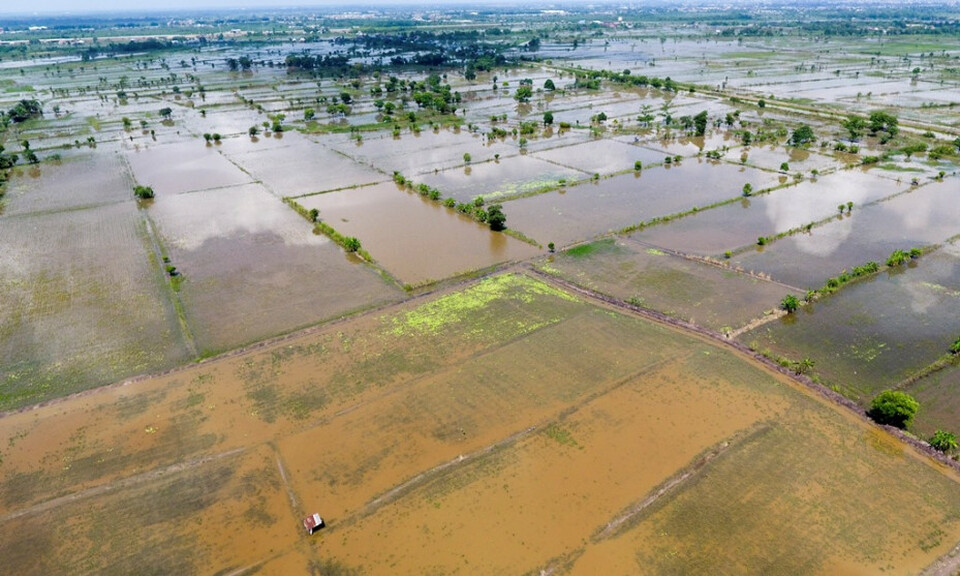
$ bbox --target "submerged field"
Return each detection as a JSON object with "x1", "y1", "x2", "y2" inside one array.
[
  {"x1": 1, "y1": 274, "x2": 959, "y2": 575},
  {"x1": 2, "y1": 9, "x2": 960, "y2": 574}
]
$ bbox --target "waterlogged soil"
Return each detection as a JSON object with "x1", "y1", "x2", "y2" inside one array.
[
  {"x1": 327, "y1": 128, "x2": 517, "y2": 178},
  {"x1": 574, "y1": 395, "x2": 960, "y2": 575},
  {"x1": 533, "y1": 138, "x2": 669, "y2": 175},
  {"x1": 740, "y1": 242, "x2": 960, "y2": 407},
  {"x1": 416, "y1": 153, "x2": 589, "y2": 203},
  {"x1": 148, "y1": 182, "x2": 399, "y2": 353},
  {"x1": 732, "y1": 181, "x2": 960, "y2": 289},
  {"x1": 0, "y1": 148, "x2": 132, "y2": 215},
  {"x1": 222, "y1": 132, "x2": 386, "y2": 197},
  {"x1": 633, "y1": 169, "x2": 909, "y2": 256},
  {"x1": 909, "y1": 363, "x2": 960, "y2": 438},
  {"x1": 2, "y1": 273, "x2": 958, "y2": 574},
  {"x1": 299, "y1": 182, "x2": 540, "y2": 285},
  {"x1": 538, "y1": 238, "x2": 787, "y2": 332},
  {"x1": 0, "y1": 202, "x2": 188, "y2": 411},
  {"x1": 124, "y1": 140, "x2": 252, "y2": 195},
  {"x1": 502, "y1": 160, "x2": 782, "y2": 246}
]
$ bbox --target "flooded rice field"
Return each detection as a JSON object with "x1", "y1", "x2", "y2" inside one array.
[
  {"x1": 2, "y1": 274, "x2": 958, "y2": 574},
  {"x1": 124, "y1": 140, "x2": 252, "y2": 195},
  {"x1": 538, "y1": 238, "x2": 788, "y2": 332},
  {"x1": 2, "y1": 22, "x2": 960, "y2": 574},
  {"x1": 741, "y1": 240, "x2": 960, "y2": 408},
  {"x1": 633, "y1": 169, "x2": 910, "y2": 256},
  {"x1": 148, "y1": 182, "x2": 400, "y2": 353},
  {"x1": 416, "y1": 153, "x2": 588, "y2": 203},
  {"x1": 0, "y1": 202, "x2": 189, "y2": 410},
  {"x1": 298, "y1": 183, "x2": 539, "y2": 285},
  {"x1": 533, "y1": 138, "x2": 670, "y2": 175},
  {"x1": 730, "y1": 181, "x2": 960, "y2": 289},
  {"x1": 503, "y1": 160, "x2": 783, "y2": 246},
  {"x1": 222, "y1": 132, "x2": 386, "y2": 197}
]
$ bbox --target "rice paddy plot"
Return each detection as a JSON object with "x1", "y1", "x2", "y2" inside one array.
[
  {"x1": 224, "y1": 133, "x2": 386, "y2": 197},
  {"x1": 741, "y1": 144, "x2": 843, "y2": 174},
  {"x1": 730, "y1": 181, "x2": 960, "y2": 289},
  {"x1": 416, "y1": 153, "x2": 588, "y2": 203},
  {"x1": 909, "y1": 363, "x2": 960, "y2": 438},
  {"x1": 327, "y1": 128, "x2": 515, "y2": 178},
  {"x1": 503, "y1": 160, "x2": 781, "y2": 246},
  {"x1": 633, "y1": 169, "x2": 909, "y2": 256},
  {"x1": 533, "y1": 139, "x2": 668, "y2": 175},
  {"x1": 538, "y1": 238, "x2": 787, "y2": 332},
  {"x1": 0, "y1": 149, "x2": 132, "y2": 216},
  {"x1": 0, "y1": 446, "x2": 298, "y2": 575},
  {"x1": 124, "y1": 140, "x2": 252, "y2": 195},
  {"x1": 299, "y1": 182, "x2": 540, "y2": 286},
  {"x1": 740, "y1": 242, "x2": 960, "y2": 405},
  {"x1": 573, "y1": 395, "x2": 960, "y2": 575},
  {"x1": 0, "y1": 203, "x2": 189, "y2": 411},
  {"x1": 148, "y1": 182, "x2": 399, "y2": 354}
]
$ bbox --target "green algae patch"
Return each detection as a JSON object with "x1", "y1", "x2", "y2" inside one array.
[{"x1": 387, "y1": 274, "x2": 579, "y2": 339}]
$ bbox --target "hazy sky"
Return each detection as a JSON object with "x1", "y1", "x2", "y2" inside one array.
[{"x1": 1, "y1": 0, "x2": 507, "y2": 15}]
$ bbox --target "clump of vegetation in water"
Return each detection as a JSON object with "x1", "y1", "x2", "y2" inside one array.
[{"x1": 133, "y1": 185, "x2": 155, "y2": 199}]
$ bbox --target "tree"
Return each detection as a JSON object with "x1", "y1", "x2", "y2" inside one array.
[
  {"x1": 133, "y1": 185, "x2": 155, "y2": 199},
  {"x1": 780, "y1": 162, "x2": 789, "y2": 172},
  {"x1": 159, "y1": 107, "x2": 173, "y2": 119},
  {"x1": 487, "y1": 204, "x2": 506, "y2": 231},
  {"x1": 950, "y1": 336, "x2": 960, "y2": 355},
  {"x1": 8, "y1": 99, "x2": 42, "y2": 123},
  {"x1": 693, "y1": 110, "x2": 708, "y2": 137},
  {"x1": 463, "y1": 153, "x2": 471, "y2": 163},
  {"x1": 780, "y1": 294, "x2": 800, "y2": 313},
  {"x1": 742, "y1": 183, "x2": 753, "y2": 197},
  {"x1": 514, "y1": 85, "x2": 533, "y2": 102},
  {"x1": 308, "y1": 208, "x2": 319, "y2": 222},
  {"x1": 790, "y1": 124, "x2": 815, "y2": 146},
  {"x1": 868, "y1": 110, "x2": 898, "y2": 137},
  {"x1": 248, "y1": 126, "x2": 259, "y2": 137},
  {"x1": 846, "y1": 201, "x2": 853, "y2": 213},
  {"x1": 203, "y1": 133, "x2": 212, "y2": 143},
  {"x1": 543, "y1": 111, "x2": 554, "y2": 125},
  {"x1": 930, "y1": 430, "x2": 958, "y2": 453},
  {"x1": 304, "y1": 108, "x2": 315, "y2": 121},
  {"x1": 868, "y1": 390, "x2": 919, "y2": 429},
  {"x1": 544, "y1": 79, "x2": 556, "y2": 91},
  {"x1": 842, "y1": 115, "x2": 867, "y2": 141}
]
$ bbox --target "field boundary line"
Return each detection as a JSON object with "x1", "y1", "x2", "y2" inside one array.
[{"x1": 594, "y1": 421, "x2": 774, "y2": 542}]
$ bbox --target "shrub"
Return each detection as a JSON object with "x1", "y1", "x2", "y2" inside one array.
[
  {"x1": 930, "y1": 430, "x2": 958, "y2": 453},
  {"x1": 780, "y1": 294, "x2": 800, "y2": 313},
  {"x1": 868, "y1": 390, "x2": 919, "y2": 429},
  {"x1": 343, "y1": 237, "x2": 361, "y2": 252}
]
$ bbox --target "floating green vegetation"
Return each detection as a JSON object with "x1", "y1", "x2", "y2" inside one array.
[{"x1": 387, "y1": 274, "x2": 578, "y2": 337}]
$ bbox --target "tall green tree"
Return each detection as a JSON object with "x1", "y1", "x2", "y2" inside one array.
[{"x1": 487, "y1": 204, "x2": 506, "y2": 231}]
